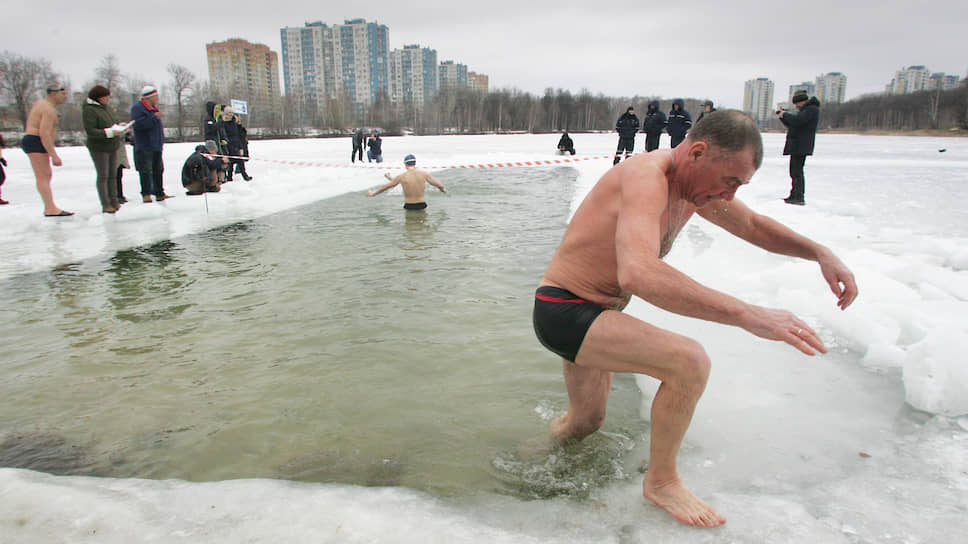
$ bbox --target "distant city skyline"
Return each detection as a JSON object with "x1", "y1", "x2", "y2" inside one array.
[{"x1": 2, "y1": 1, "x2": 965, "y2": 110}]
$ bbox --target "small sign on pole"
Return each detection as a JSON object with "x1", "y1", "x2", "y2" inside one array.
[{"x1": 231, "y1": 99, "x2": 248, "y2": 115}]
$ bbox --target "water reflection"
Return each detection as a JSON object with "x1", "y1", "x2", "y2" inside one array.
[{"x1": 107, "y1": 240, "x2": 194, "y2": 322}]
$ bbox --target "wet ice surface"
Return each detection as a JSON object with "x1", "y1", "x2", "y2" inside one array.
[{"x1": 2, "y1": 133, "x2": 967, "y2": 542}]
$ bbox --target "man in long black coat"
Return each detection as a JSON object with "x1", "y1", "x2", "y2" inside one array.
[
  {"x1": 613, "y1": 106, "x2": 640, "y2": 165},
  {"x1": 642, "y1": 100, "x2": 667, "y2": 152},
  {"x1": 777, "y1": 90, "x2": 820, "y2": 205}
]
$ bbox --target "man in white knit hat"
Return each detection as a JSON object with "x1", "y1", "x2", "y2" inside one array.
[{"x1": 130, "y1": 85, "x2": 172, "y2": 202}]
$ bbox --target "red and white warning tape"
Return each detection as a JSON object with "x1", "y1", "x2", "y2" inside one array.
[{"x1": 204, "y1": 152, "x2": 622, "y2": 171}]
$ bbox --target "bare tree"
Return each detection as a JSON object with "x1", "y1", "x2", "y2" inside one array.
[
  {"x1": 167, "y1": 63, "x2": 196, "y2": 140},
  {"x1": 95, "y1": 54, "x2": 123, "y2": 90},
  {"x1": 0, "y1": 50, "x2": 57, "y2": 128}
]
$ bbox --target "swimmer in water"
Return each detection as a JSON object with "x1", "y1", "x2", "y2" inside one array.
[{"x1": 366, "y1": 154, "x2": 446, "y2": 209}]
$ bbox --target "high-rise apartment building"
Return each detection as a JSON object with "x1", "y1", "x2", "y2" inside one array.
[
  {"x1": 439, "y1": 60, "x2": 468, "y2": 90},
  {"x1": 815, "y1": 72, "x2": 847, "y2": 104},
  {"x1": 334, "y1": 19, "x2": 390, "y2": 107},
  {"x1": 743, "y1": 77, "x2": 774, "y2": 127},
  {"x1": 887, "y1": 66, "x2": 962, "y2": 95},
  {"x1": 468, "y1": 72, "x2": 489, "y2": 93},
  {"x1": 887, "y1": 65, "x2": 931, "y2": 94},
  {"x1": 206, "y1": 38, "x2": 282, "y2": 117},
  {"x1": 389, "y1": 45, "x2": 438, "y2": 111},
  {"x1": 279, "y1": 22, "x2": 337, "y2": 116},
  {"x1": 926, "y1": 72, "x2": 961, "y2": 92},
  {"x1": 280, "y1": 19, "x2": 389, "y2": 116}
]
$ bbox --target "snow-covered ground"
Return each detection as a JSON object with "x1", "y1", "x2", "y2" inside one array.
[{"x1": 1, "y1": 132, "x2": 966, "y2": 543}]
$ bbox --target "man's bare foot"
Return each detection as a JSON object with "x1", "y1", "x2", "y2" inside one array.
[{"x1": 642, "y1": 476, "x2": 725, "y2": 528}]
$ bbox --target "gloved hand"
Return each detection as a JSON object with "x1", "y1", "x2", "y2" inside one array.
[{"x1": 0, "y1": 157, "x2": 6, "y2": 166}]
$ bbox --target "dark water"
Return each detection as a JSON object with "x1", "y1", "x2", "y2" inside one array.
[{"x1": 0, "y1": 167, "x2": 647, "y2": 498}]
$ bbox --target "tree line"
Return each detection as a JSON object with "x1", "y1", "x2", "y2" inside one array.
[{"x1": 2, "y1": 50, "x2": 966, "y2": 140}]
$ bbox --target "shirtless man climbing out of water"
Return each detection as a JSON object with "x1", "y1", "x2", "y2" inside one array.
[
  {"x1": 22, "y1": 83, "x2": 71, "y2": 216},
  {"x1": 532, "y1": 109, "x2": 858, "y2": 528},
  {"x1": 366, "y1": 154, "x2": 446, "y2": 210}
]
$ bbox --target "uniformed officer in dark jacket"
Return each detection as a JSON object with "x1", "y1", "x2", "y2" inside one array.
[
  {"x1": 777, "y1": 90, "x2": 820, "y2": 205},
  {"x1": 642, "y1": 100, "x2": 667, "y2": 152},
  {"x1": 613, "y1": 106, "x2": 640, "y2": 165},
  {"x1": 667, "y1": 99, "x2": 692, "y2": 148},
  {"x1": 696, "y1": 100, "x2": 716, "y2": 124}
]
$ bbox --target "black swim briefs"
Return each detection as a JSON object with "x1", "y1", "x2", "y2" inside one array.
[
  {"x1": 533, "y1": 286, "x2": 607, "y2": 363},
  {"x1": 404, "y1": 202, "x2": 428, "y2": 210},
  {"x1": 20, "y1": 134, "x2": 47, "y2": 154}
]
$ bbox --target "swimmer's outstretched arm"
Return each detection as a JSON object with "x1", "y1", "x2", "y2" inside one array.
[{"x1": 366, "y1": 175, "x2": 399, "y2": 197}]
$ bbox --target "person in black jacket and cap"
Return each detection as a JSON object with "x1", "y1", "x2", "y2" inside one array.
[
  {"x1": 667, "y1": 99, "x2": 692, "y2": 148},
  {"x1": 557, "y1": 131, "x2": 576, "y2": 155},
  {"x1": 696, "y1": 100, "x2": 716, "y2": 124},
  {"x1": 777, "y1": 90, "x2": 820, "y2": 205},
  {"x1": 182, "y1": 141, "x2": 227, "y2": 195},
  {"x1": 613, "y1": 106, "x2": 640, "y2": 165},
  {"x1": 642, "y1": 100, "x2": 667, "y2": 152}
]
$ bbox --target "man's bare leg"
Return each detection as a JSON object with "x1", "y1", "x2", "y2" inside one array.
[
  {"x1": 551, "y1": 360, "x2": 612, "y2": 442},
  {"x1": 29, "y1": 154, "x2": 62, "y2": 215},
  {"x1": 571, "y1": 310, "x2": 725, "y2": 528}
]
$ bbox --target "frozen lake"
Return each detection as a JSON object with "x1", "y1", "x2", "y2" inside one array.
[{"x1": 1, "y1": 132, "x2": 967, "y2": 542}]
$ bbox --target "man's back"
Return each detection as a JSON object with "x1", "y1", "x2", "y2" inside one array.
[{"x1": 397, "y1": 169, "x2": 434, "y2": 203}]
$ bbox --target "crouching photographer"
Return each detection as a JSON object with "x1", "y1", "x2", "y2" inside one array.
[{"x1": 182, "y1": 141, "x2": 227, "y2": 195}]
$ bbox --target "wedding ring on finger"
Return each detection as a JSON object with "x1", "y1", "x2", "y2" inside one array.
[{"x1": 796, "y1": 328, "x2": 803, "y2": 337}]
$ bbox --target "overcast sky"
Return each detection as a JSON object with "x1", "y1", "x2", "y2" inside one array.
[{"x1": 4, "y1": 0, "x2": 965, "y2": 109}]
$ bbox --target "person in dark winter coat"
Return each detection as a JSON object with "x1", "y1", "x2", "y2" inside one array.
[
  {"x1": 216, "y1": 107, "x2": 252, "y2": 181},
  {"x1": 352, "y1": 129, "x2": 365, "y2": 163},
  {"x1": 667, "y1": 99, "x2": 692, "y2": 148},
  {"x1": 613, "y1": 106, "x2": 640, "y2": 165},
  {"x1": 131, "y1": 85, "x2": 171, "y2": 202},
  {"x1": 696, "y1": 100, "x2": 716, "y2": 124},
  {"x1": 642, "y1": 101, "x2": 667, "y2": 152},
  {"x1": 203, "y1": 101, "x2": 219, "y2": 143},
  {"x1": 233, "y1": 114, "x2": 252, "y2": 180},
  {"x1": 182, "y1": 142, "x2": 226, "y2": 195},
  {"x1": 777, "y1": 90, "x2": 820, "y2": 205},
  {"x1": 557, "y1": 131, "x2": 576, "y2": 155},
  {"x1": 367, "y1": 132, "x2": 383, "y2": 163}
]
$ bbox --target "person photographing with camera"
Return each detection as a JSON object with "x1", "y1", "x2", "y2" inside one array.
[{"x1": 776, "y1": 90, "x2": 820, "y2": 206}]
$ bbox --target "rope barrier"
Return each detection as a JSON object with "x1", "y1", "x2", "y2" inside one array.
[{"x1": 203, "y1": 152, "x2": 620, "y2": 172}]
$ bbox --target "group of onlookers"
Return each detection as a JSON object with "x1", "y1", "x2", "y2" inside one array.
[
  {"x1": 557, "y1": 94, "x2": 819, "y2": 205},
  {"x1": 6, "y1": 82, "x2": 255, "y2": 216},
  {"x1": 610, "y1": 99, "x2": 710, "y2": 164}
]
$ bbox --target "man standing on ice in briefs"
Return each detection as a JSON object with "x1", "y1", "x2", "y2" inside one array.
[
  {"x1": 532, "y1": 110, "x2": 857, "y2": 528},
  {"x1": 366, "y1": 154, "x2": 446, "y2": 210}
]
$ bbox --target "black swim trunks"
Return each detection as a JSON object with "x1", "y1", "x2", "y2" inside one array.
[
  {"x1": 404, "y1": 202, "x2": 428, "y2": 210},
  {"x1": 20, "y1": 134, "x2": 47, "y2": 154},
  {"x1": 533, "y1": 286, "x2": 607, "y2": 363}
]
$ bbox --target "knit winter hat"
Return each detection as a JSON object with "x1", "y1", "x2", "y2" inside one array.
[{"x1": 140, "y1": 85, "x2": 158, "y2": 98}]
